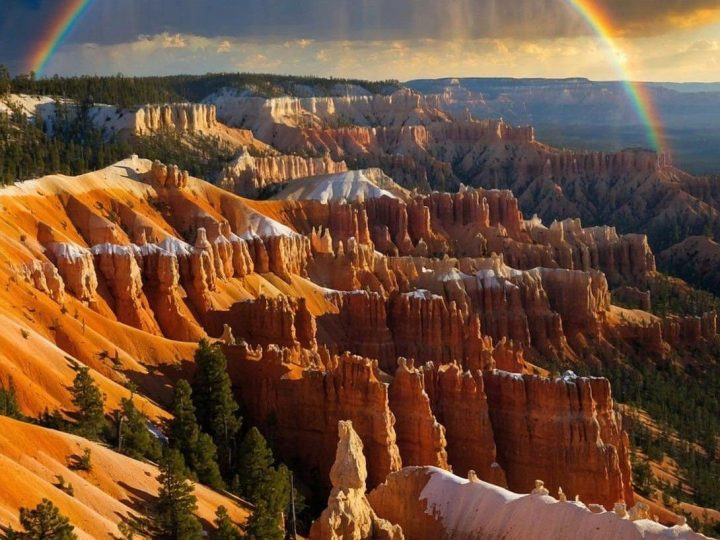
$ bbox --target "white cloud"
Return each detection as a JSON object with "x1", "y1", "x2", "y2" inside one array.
[
  {"x1": 41, "y1": 31, "x2": 720, "y2": 83},
  {"x1": 162, "y1": 33, "x2": 187, "y2": 49}
]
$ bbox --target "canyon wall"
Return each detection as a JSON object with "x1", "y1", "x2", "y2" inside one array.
[
  {"x1": 220, "y1": 149, "x2": 348, "y2": 197},
  {"x1": 134, "y1": 103, "x2": 218, "y2": 135},
  {"x1": 4, "y1": 156, "x2": 713, "y2": 520}
]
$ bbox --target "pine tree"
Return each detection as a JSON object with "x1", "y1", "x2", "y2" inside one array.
[
  {"x1": 192, "y1": 340, "x2": 241, "y2": 473},
  {"x1": 118, "y1": 396, "x2": 160, "y2": 461},
  {"x1": 170, "y1": 380, "x2": 200, "y2": 460},
  {"x1": 194, "y1": 432, "x2": 225, "y2": 491},
  {"x1": 234, "y1": 428, "x2": 290, "y2": 540},
  {"x1": 235, "y1": 428, "x2": 274, "y2": 502},
  {"x1": 169, "y1": 380, "x2": 225, "y2": 490},
  {"x1": 0, "y1": 377, "x2": 21, "y2": 418},
  {"x1": 9, "y1": 498, "x2": 77, "y2": 539},
  {"x1": 70, "y1": 366, "x2": 106, "y2": 440},
  {"x1": 0, "y1": 65, "x2": 10, "y2": 96},
  {"x1": 155, "y1": 449, "x2": 203, "y2": 540},
  {"x1": 208, "y1": 506, "x2": 241, "y2": 540},
  {"x1": 242, "y1": 499, "x2": 282, "y2": 540}
]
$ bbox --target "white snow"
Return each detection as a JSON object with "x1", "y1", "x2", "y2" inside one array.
[
  {"x1": 0, "y1": 94, "x2": 135, "y2": 135},
  {"x1": 404, "y1": 289, "x2": 442, "y2": 301},
  {"x1": 492, "y1": 369, "x2": 526, "y2": 381},
  {"x1": 158, "y1": 237, "x2": 193, "y2": 257},
  {"x1": 91, "y1": 243, "x2": 139, "y2": 257},
  {"x1": 0, "y1": 94, "x2": 58, "y2": 119},
  {"x1": 270, "y1": 169, "x2": 399, "y2": 203},
  {"x1": 237, "y1": 212, "x2": 299, "y2": 241},
  {"x1": 48, "y1": 242, "x2": 92, "y2": 262},
  {"x1": 419, "y1": 467, "x2": 709, "y2": 540}
]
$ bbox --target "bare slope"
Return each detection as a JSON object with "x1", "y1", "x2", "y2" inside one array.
[{"x1": 0, "y1": 416, "x2": 249, "y2": 539}]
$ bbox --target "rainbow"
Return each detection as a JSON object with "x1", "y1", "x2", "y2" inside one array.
[
  {"x1": 27, "y1": 0, "x2": 93, "y2": 77},
  {"x1": 565, "y1": 0, "x2": 666, "y2": 151}
]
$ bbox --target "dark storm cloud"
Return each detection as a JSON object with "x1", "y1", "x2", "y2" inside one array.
[{"x1": 1, "y1": 0, "x2": 718, "y2": 74}]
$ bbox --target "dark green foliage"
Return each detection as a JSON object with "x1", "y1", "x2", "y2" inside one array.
[
  {"x1": 0, "y1": 102, "x2": 133, "y2": 185},
  {"x1": 192, "y1": 340, "x2": 241, "y2": 474},
  {"x1": 36, "y1": 408, "x2": 70, "y2": 432},
  {"x1": 8, "y1": 498, "x2": 77, "y2": 539},
  {"x1": 169, "y1": 380, "x2": 225, "y2": 490},
  {"x1": 170, "y1": 380, "x2": 200, "y2": 459},
  {"x1": 0, "y1": 65, "x2": 10, "y2": 96},
  {"x1": 539, "y1": 336, "x2": 720, "y2": 510},
  {"x1": 647, "y1": 274, "x2": 720, "y2": 316},
  {"x1": 209, "y1": 506, "x2": 241, "y2": 540},
  {"x1": 70, "y1": 366, "x2": 106, "y2": 440},
  {"x1": 155, "y1": 449, "x2": 203, "y2": 540},
  {"x1": 115, "y1": 518, "x2": 137, "y2": 540},
  {"x1": 193, "y1": 432, "x2": 225, "y2": 491},
  {"x1": 630, "y1": 451, "x2": 655, "y2": 497},
  {"x1": 0, "y1": 103, "x2": 232, "y2": 185},
  {"x1": 11, "y1": 73, "x2": 180, "y2": 109},
  {"x1": 69, "y1": 448, "x2": 92, "y2": 472},
  {"x1": 128, "y1": 132, "x2": 235, "y2": 180},
  {"x1": 0, "y1": 377, "x2": 21, "y2": 419},
  {"x1": 117, "y1": 396, "x2": 161, "y2": 461},
  {"x1": 235, "y1": 428, "x2": 275, "y2": 502},
  {"x1": 235, "y1": 428, "x2": 290, "y2": 540},
  {"x1": 53, "y1": 475, "x2": 74, "y2": 497}
]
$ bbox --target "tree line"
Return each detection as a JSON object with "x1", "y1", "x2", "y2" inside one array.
[
  {"x1": 5, "y1": 67, "x2": 400, "y2": 108},
  {"x1": 0, "y1": 339, "x2": 299, "y2": 539}
]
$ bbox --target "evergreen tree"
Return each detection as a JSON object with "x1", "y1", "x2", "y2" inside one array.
[
  {"x1": 9, "y1": 498, "x2": 77, "y2": 539},
  {"x1": 208, "y1": 506, "x2": 241, "y2": 540},
  {"x1": 70, "y1": 366, "x2": 105, "y2": 440},
  {"x1": 169, "y1": 380, "x2": 200, "y2": 460},
  {"x1": 169, "y1": 380, "x2": 224, "y2": 490},
  {"x1": 0, "y1": 377, "x2": 21, "y2": 418},
  {"x1": 235, "y1": 428, "x2": 274, "y2": 502},
  {"x1": 234, "y1": 428, "x2": 290, "y2": 540},
  {"x1": 242, "y1": 499, "x2": 282, "y2": 540},
  {"x1": 155, "y1": 449, "x2": 203, "y2": 540},
  {"x1": 0, "y1": 65, "x2": 10, "y2": 96},
  {"x1": 118, "y1": 396, "x2": 160, "y2": 461},
  {"x1": 193, "y1": 432, "x2": 225, "y2": 491},
  {"x1": 192, "y1": 340, "x2": 241, "y2": 473}
]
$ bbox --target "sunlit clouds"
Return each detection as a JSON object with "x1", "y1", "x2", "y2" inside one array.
[
  {"x1": 1, "y1": 0, "x2": 719, "y2": 81},
  {"x1": 40, "y1": 28, "x2": 720, "y2": 82}
]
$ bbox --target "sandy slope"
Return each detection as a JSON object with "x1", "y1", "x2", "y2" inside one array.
[
  {"x1": 0, "y1": 416, "x2": 249, "y2": 539},
  {"x1": 0, "y1": 157, "x2": 334, "y2": 415}
]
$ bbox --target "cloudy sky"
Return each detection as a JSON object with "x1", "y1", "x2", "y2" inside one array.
[{"x1": 1, "y1": 0, "x2": 719, "y2": 81}]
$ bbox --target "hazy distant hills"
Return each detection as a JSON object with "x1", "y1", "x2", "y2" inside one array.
[{"x1": 406, "y1": 77, "x2": 720, "y2": 174}]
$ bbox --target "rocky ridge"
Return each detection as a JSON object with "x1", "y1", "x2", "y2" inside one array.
[{"x1": 211, "y1": 88, "x2": 720, "y2": 297}]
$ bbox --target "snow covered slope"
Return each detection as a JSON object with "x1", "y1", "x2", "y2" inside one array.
[
  {"x1": 271, "y1": 168, "x2": 408, "y2": 203},
  {"x1": 369, "y1": 467, "x2": 713, "y2": 540}
]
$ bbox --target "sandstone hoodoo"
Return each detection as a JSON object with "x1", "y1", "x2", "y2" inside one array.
[
  {"x1": 210, "y1": 89, "x2": 720, "y2": 267},
  {"x1": 309, "y1": 421, "x2": 404, "y2": 540},
  {"x1": 220, "y1": 148, "x2": 349, "y2": 197},
  {"x1": 0, "y1": 157, "x2": 713, "y2": 520}
]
